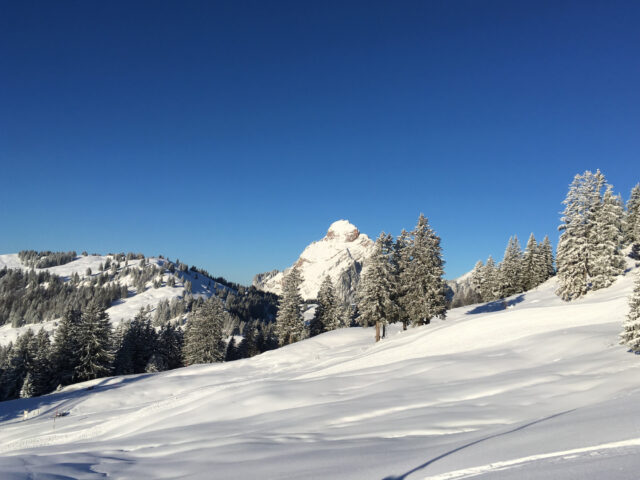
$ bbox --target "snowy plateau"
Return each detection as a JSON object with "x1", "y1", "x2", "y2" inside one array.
[
  {"x1": 1, "y1": 259, "x2": 640, "y2": 478},
  {"x1": 253, "y1": 220, "x2": 374, "y2": 303}
]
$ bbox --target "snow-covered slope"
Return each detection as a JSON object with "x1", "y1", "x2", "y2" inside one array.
[
  {"x1": 0, "y1": 253, "x2": 226, "y2": 346},
  {"x1": 253, "y1": 219, "x2": 374, "y2": 303},
  {"x1": 2, "y1": 263, "x2": 640, "y2": 479}
]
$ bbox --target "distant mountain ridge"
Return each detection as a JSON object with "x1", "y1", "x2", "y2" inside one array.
[{"x1": 253, "y1": 220, "x2": 375, "y2": 304}]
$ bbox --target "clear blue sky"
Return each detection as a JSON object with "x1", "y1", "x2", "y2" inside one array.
[{"x1": 1, "y1": 1, "x2": 639, "y2": 284}]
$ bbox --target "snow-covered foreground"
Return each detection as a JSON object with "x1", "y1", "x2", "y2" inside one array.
[{"x1": 1, "y1": 269, "x2": 640, "y2": 479}]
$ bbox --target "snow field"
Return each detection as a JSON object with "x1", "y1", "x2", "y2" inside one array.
[{"x1": 0, "y1": 264, "x2": 639, "y2": 478}]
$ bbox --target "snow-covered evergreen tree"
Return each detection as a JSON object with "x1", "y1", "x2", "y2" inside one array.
[
  {"x1": 556, "y1": 170, "x2": 606, "y2": 301},
  {"x1": 522, "y1": 233, "x2": 540, "y2": 291},
  {"x1": 20, "y1": 372, "x2": 34, "y2": 399},
  {"x1": 391, "y1": 230, "x2": 411, "y2": 328},
  {"x1": 624, "y1": 183, "x2": 640, "y2": 245},
  {"x1": 52, "y1": 307, "x2": 82, "y2": 386},
  {"x1": 591, "y1": 186, "x2": 625, "y2": 290},
  {"x1": 620, "y1": 272, "x2": 640, "y2": 353},
  {"x1": 357, "y1": 233, "x2": 395, "y2": 340},
  {"x1": 275, "y1": 265, "x2": 305, "y2": 346},
  {"x1": 498, "y1": 236, "x2": 524, "y2": 298},
  {"x1": 74, "y1": 301, "x2": 114, "y2": 382},
  {"x1": 31, "y1": 329, "x2": 52, "y2": 396},
  {"x1": 470, "y1": 260, "x2": 485, "y2": 298},
  {"x1": 481, "y1": 256, "x2": 500, "y2": 301},
  {"x1": 157, "y1": 323, "x2": 183, "y2": 370},
  {"x1": 400, "y1": 215, "x2": 447, "y2": 326},
  {"x1": 540, "y1": 235, "x2": 555, "y2": 281},
  {"x1": 183, "y1": 297, "x2": 228, "y2": 365},
  {"x1": 310, "y1": 275, "x2": 340, "y2": 337}
]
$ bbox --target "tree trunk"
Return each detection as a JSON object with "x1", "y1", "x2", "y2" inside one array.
[
  {"x1": 375, "y1": 322, "x2": 381, "y2": 342},
  {"x1": 382, "y1": 323, "x2": 386, "y2": 339}
]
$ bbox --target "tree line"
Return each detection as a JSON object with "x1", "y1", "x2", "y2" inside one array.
[
  {"x1": 0, "y1": 297, "x2": 280, "y2": 402},
  {"x1": 470, "y1": 234, "x2": 554, "y2": 303}
]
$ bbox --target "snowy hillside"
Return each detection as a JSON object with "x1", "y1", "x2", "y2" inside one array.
[
  {"x1": 254, "y1": 219, "x2": 374, "y2": 303},
  {"x1": 0, "y1": 253, "x2": 226, "y2": 346},
  {"x1": 2, "y1": 263, "x2": 640, "y2": 479}
]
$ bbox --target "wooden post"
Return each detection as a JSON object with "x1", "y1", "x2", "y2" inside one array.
[{"x1": 375, "y1": 322, "x2": 381, "y2": 342}]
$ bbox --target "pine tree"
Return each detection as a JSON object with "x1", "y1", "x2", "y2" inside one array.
[
  {"x1": 498, "y1": 236, "x2": 524, "y2": 298},
  {"x1": 540, "y1": 235, "x2": 555, "y2": 281},
  {"x1": 522, "y1": 233, "x2": 539, "y2": 291},
  {"x1": 31, "y1": 329, "x2": 52, "y2": 396},
  {"x1": 393, "y1": 229, "x2": 412, "y2": 329},
  {"x1": 471, "y1": 260, "x2": 485, "y2": 298},
  {"x1": 225, "y1": 337, "x2": 239, "y2": 361},
  {"x1": 620, "y1": 272, "x2": 640, "y2": 353},
  {"x1": 310, "y1": 276, "x2": 340, "y2": 337},
  {"x1": 357, "y1": 233, "x2": 395, "y2": 341},
  {"x1": 52, "y1": 308, "x2": 82, "y2": 386},
  {"x1": 624, "y1": 183, "x2": 640, "y2": 245},
  {"x1": 114, "y1": 307, "x2": 158, "y2": 375},
  {"x1": 183, "y1": 297, "x2": 228, "y2": 364},
  {"x1": 157, "y1": 323, "x2": 183, "y2": 370},
  {"x1": 20, "y1": 372, "x2": 34, "y2": 399},
  {"x1": 556, "y1": 170, "x2": 606, "y2": 300},
  {"x1": 275, "y1": 265, "x2": 305, "y2": 346},
  {"x1": 74, "y1": 301, "x2": 114, "y2": 382},
  {"x1": 481, "y1": 256, "x2": 500, "y2": 301},
  {"x1": 400, "y1": 215, "x2": 447, "y2": 326},
  {"x1": 591, "y1": 186, "x2": 625, "y2": 290},
  {"x1": 0, "y1": 330, "x2": 36, "y2": 400}
]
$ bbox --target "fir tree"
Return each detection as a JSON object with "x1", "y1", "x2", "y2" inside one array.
[
  {"x1": 20, "y1": 372, "x2": 34, "y2": 399},
  {"x1": 358, "y1": 233, "x2": 395, "y2": 341},
  {"x1": 624, "y1": 183, "x2": 640, "y2": 245},
  {"x1": 522, "y1": 233, "x2": 539, "y2": 291},
  {"x1": 400, "y1": 215, "x2": 447, "y2": 326},
  {"x1": 620, "y1": 272, "x2": 640, "y2": 353},
  {"x1": 225, "y1": 337, "x2": 239, "y2": 361},
  {"x1": 74, "y1": 301, "x2": 114, "y2": 383},
  {"x1": 183, "y1": 297, "x2": 228, "y2": 364},
  {"x1": 310, "y1": 276, "x2": 340, "y2": 337},
  {"x1": 0, "y1": 329, "x2": 36, "y2": 400},
  {"x1": 556, "y1": 170, "x2": 606, "y2": 300},
  {"x1": 498, "y1": 236, "x2": 524, "y2": 298},
  {"x1": 157, "y1": 323, "x2": 183, "y2": 370},
  {"x1": 471, "y1": 260, "x2": 485, "y2": 298},
  {"x1": 31, "y1": 329, "x2": 52, "y2": 396},
  {"x1": 52, "y1": 308, "x2": 82, "y2": 386},
  {"x1": 540, "y1": 235, "x2": 555, "y2": 281},
  {"x1": 393, "y1": 229, "x2": 412, "y2": 329},
  {"x1": 480, "y1": 256, "x2": 500, "y2": 301},
  {"x1": 590, "y1": 186, "x2": 625, "y2": 290},
  {"x1": 275, "y1": 265, "x2": 305, "y2": 346}
]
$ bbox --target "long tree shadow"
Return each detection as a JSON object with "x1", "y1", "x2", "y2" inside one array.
[
  {"x1": 466, "y1": 294, "x2": 525, "y2": 315},
  {"x1": 381, "y1": 408, "x2": 576, "y2": 480}
]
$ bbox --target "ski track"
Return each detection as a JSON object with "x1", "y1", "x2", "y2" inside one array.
[{"x1": 422, "y1": 438, "x2": 640, "y2": 480}]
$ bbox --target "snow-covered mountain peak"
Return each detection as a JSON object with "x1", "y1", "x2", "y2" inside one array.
[
  {"x1": 254, "y1": 220, "x2": 374, "y2": 302},
  {"x1": 325, "y1": 219, "x2": 361, "y2": 242}
]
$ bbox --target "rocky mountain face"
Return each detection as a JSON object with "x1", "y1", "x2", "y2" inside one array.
[{"x1": 253, "y1": 220, "x2": 374, "y2": 304}]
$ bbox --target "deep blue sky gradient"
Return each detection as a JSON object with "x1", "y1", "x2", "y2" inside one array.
[{"x1": 1, "y1": 1, "x2": 639, "y2": 284}]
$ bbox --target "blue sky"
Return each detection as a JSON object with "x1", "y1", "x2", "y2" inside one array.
[{"x1": 1, "y1": 1, "x2": 639, "y2": 284}]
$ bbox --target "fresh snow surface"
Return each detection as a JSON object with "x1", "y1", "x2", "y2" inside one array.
[{"x1": 2, "y1": 266, "x2": 640, "y2": 479}]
